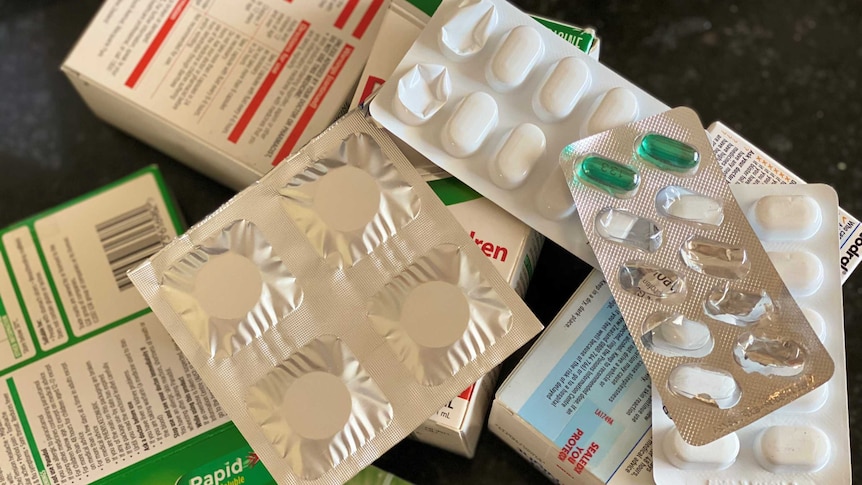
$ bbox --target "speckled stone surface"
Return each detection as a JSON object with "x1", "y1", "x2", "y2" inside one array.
[{"x1": 0, "y1": 0, "x2": 858, "y2": 483}]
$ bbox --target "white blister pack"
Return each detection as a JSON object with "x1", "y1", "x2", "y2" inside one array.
[
  {"x1": 652, "y1": 183, "x2": 850, "y2": 484},
  {"x1": 559, "y1": 106, "x2": 834, "y2": 446},
  {"x1": 369, "y1": 0, "x2": 669, "y2": 266},
  {"x1": 128, "y1": 110, "x2": 543, "y2": 484}
]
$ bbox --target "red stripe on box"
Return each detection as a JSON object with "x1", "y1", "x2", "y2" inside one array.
[
  {"x1": 352, "y1": 0, "x2": 384, "y2": 39},
  {"x1": 125, "y1": 0, "x2": 190, "y2": 88},
  {"x1": 359, "y1": 75, "x2": 385, "y2": 105},
  {"x1": 272, "y1": 44, "x2": 354, "y2": 165},
  {"x1": 458, "y1": 384, "x2": 475, "y2": 401},
  {"x1": 227, "y1": 20, "x2": 310, "y2": 144},
  {"x1": 334, "y1": 0, "x2": 359, "y2": 29}
]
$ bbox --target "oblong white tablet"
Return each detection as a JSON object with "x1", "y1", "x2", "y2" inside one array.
[
  {"x1": 535, "y1": 166, "x2": 576, "y2": 220},
  {"x1": 440, "y1": 91, "x2": 498, "y2": 158},
  {"x1": 584, "y1": 87, "x2": 639, "y2": 137},
  {"x1": 801, "y1": 307, "x2": 826, "y2": 341},
  {"x1": 754, "y1": 425, "x2": 830, "y2": 473},
  {"x1": 663, "y1": 426, "x2": 739, "y2": 470},
  {"x1": 668, "y1": 364, "x2": 741, "y2": 409},
  {"x1": 751, "y1": 194, "x2": 822, "y2": 241},
  {"x1": 781, "y1": 383, "x2": 828, "y2": 413},
  {"x1": 532, "y1": 57, "x2": 590, "y2": 122},
  {"x1": 489, "y1": 123, "x2": 546, "y2": 189},
  {"x1": 485, "y1": 25, "x2": 544, "y2": 92},
  {"x1": 768, "y1": 251, "x2": 824, "y2": 297}
]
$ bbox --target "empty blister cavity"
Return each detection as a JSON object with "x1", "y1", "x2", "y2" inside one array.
[
  {"x1": 655, "y1": 186, "x2": 723, "y2": 227},
  {"x1": 489, "y1": 123, "x2": 546, "y2": 189},
  {"x1": 367, "y1": 244, "x2": 512, "y2": 386},
  {"x1": 704, "y1": 283, "x2": 774, "y2": 326},
  {"x1": 440, "y1": 91, "x2": 498, "y2": 158},
  {"x1": 280, "y1": 133, "x2": 420, "y2": 268},
  {"x1": 573, "y1": 154, "x2": 640, "y2": 198},
  {"x1": 754, "y1": 426, "x2": 830, "y2": 473},
  {"x1": 636, "y1": 133, "x2": 700, "y2": 174},
  {"x1": 583, "y1": 87, "x2": 639, "y2": 137},
  {"x1": 642, "y1": 312, "x2": 713, "y2": 358},
  {"x1": 750, "y1": 194, "x2": 822, "y2": 241},
  {"x1": 733, "y1": 331, "x2": 806, "y2": 377},
  {"x1": 594, "y1": 208, "x2": 661, "y2": 252},
  {"x1": 393, "y1": 64, "x2": 452, "y2": 126},
  {"x1": 438, "y1": 0, "x2": 497, "y2": 60},
  {"x1": 680, "y1": 236, "x2": 750, "y2": 279},
  {"x1": 535, "y1": 166, "x2": 577, "y2": 220},
  {"x1": 485, "y1": 25, "x2": 544, "y2": 92},
  {"x1": 768, "y1": 250, "x2": 824, "y2": 297},
  {"x1": 663, "y1": 426, "x2": 739, "y2": 470},
  {"x1": 532, "y1": 57, "x2": 590, "y2": 122},
  {"x1": 802, "y1": 307, "x2": 826, "y2": 341},
  {"x1": 619, "y1": 261, "x2": 686, "y2": 305},
  {"x1": 161, "y1": 220, "x2": 303, "y2": 359},
  {"x1": 245, "y1": 336, "x2": 393, "y2": 479},
  {"x1": 668, "y1": 364, "x2": 741, "y2": 409}
]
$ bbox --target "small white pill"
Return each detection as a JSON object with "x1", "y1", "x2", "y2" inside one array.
[
  {"x1": 754, "y1": 425, "x2": 830, "y2": 473},
  {"x1": 532, "y1": 57, "x2": 590, "y2": 122},
  {"x1": 438, "y1": 0, "x2": 497, "y2": 60},
  {"x1": 535, "y1": 166, "x2": 576, "y2": 220},
  {"x1": 768, "y1": 251, "x2": 823, "y2": 297},
  {"x1": 584, "y1": 87, "x2": 639, "y2": 137},
  {"x1": 489, "y1": 123, "x2": 546, "y2": 189},
  {"x1": 440, "y1": 91, "x2": 498, "y2": 158},
  {"x1": 801, "y1": 307, "x2": 826, "y2": 341},
  {"x1": 751, "y1": 194, "x2": 821, "y2": 241},
  {"x1": 485, "y1": 25, "x2": 544, "y2": 92},
  {"x1": 782, "y1": 383, "x2": 828, "y2": 413},
  {"x1": 663, "y1": 426, "x2": 739, "y2": 470}
]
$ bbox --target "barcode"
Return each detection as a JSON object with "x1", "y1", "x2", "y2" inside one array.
[{"x1": 97, "y1": 201, "x2": 170, "y2": 291}]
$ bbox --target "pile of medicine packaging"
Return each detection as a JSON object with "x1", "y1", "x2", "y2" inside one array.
[{"x1": 53, "y1": 0, "x2": 856, "y2": 483}]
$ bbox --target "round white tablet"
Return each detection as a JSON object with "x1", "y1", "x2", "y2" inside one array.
[
  {"x1": 193, "y1": 251, "x2": 263, "y2": 320},
  {"x1": 314, "y1": 166, "x2": 381, "y2": 232},
  {"x1": 400, "y1": 281, "x2": 469, "y2": 348},
  {"x1": 283, "y1": 371, "x2": 353, "y2": 440},
  {"x1": 663, "y1": 426, "x2": 739, "y2": 470}
]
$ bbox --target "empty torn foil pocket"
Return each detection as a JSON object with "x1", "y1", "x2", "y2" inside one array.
[
  {"x1": 245, "y1": 336, "x2": 393, "y2": 479},
  {"x1": 279, "y1": 132, "x2": 420, "y2": 268},
  {"x1": 367, "y1": 244, "x2": 513, "y2": 386},
  {"x1": 160, "y1": 220, "x2": 303, "y2": 359}
]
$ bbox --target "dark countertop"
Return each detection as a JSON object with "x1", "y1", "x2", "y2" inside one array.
[{"x1": 1, "y1": 0, "x2": 858, "y2": 483}]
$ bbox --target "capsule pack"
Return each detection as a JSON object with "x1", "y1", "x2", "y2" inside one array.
[
  {"x1": 652, "y1": 183, "x2": 850, "y2": 483},
  {"x1": 128, "y1": 110, "x2": 543, "y2": 484},
  {"x1": 369, "y1": 0, "x2": 669, "y2": 267},
  {"x1": 558, "y1": 106, "x2": 834, "y2": 445}
]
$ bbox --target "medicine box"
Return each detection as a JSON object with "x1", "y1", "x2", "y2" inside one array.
[
  {"x1": 489, "y1": 270, "x2": 653, "y2": 485},
  {"x1": 62, "y1": 0, "x2": 387, "y2": 191},
  {"x1": 708, "y1": 121, "x2": 862, "y2": 282}
]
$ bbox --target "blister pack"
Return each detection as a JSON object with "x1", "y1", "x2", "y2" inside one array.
[
  {"x1": 369, "y1": 0, "x2": 669, "y2": 266},
  {"x1": 128, "y1": 110, "x2": 542, "y2": 484},
  {"x1": 558, "y1": 106, "x2": 834, "y2": 445},
  {"x1": 652, "y1": 183, "x2": 850, "y2": 484}
]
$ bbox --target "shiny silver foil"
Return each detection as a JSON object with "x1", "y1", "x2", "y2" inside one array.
[
  {"x1": 279, "y1": 132, "x2": 420, "y2": 268},
  {"x1": 367, "y1": 244, "x2": 512, "y2": 386},
  {"x1": 245, "y1": 336, "x2": 392, "y2": 479},
  {"x1": 161, "y1": 219, "x2": 303, "y2": 359}
]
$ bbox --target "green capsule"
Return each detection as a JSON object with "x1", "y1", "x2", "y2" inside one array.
[
  {"x1": 575, "y1": 155, "x2": 640, "y2": 198},
  {"x1": 636, "y1": 133, "x2": 700, "y2": 173}
]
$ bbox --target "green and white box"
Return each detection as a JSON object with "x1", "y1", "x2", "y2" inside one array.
[{"x1": 490, "y1": 270, "x2": 653, "y2": 485}]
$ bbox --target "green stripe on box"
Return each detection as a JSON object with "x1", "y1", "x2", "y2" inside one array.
[
  {"x1": 7, "y1": 378, "x2": 50, "y2": 485},
  {"x1": 427, "y1": 177, "x2": 483, "y2": 205}
]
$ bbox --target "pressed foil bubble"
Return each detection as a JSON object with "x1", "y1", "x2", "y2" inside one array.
[
  {"x1": 642, "y1": 312, "x2": 713, "y2": 358},
  {"x1": 279, "y1": 133, "x2": 420, "y2": 268},
  {"x1": 161, "y1": 220, "x2": 303, "y2": 359},
  {"x1": 367, "y1": 244, "x2": 512, "y2": 386},
  {"x1": 245, "y1": 336, "x2": 393, "y2": 479}
]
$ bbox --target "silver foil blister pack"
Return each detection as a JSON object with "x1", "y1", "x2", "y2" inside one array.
[
  {"x1": 558, "y1": 106, "x2": 834, "y2": 446},
  {"x1": 129, "y1": 110, "x2": 542, "y2": 484}
]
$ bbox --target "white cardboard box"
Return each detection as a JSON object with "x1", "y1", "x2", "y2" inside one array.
[
  {"x1": 62, "y1": 0, "x2": 387, "y2": 191},
  {"x1": 490, "y1": 270, "x2": 653, "y2": 484},
  {"x1": 709, "y1": 122, "x2": 862, "y2": 282}
]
